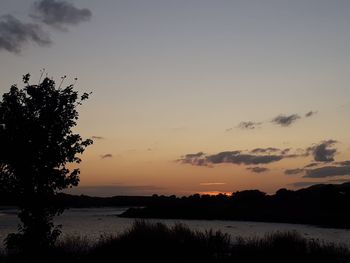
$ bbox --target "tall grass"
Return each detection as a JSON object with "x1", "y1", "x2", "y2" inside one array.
[{"x1": 1, "y1": 221, "x2": 349, "y2": 263}]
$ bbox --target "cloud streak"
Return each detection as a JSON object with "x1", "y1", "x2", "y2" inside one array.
[
  {"x1": 237, "y1": 121, "x2": 262, "y2": 130},
  {"x1": 304, "y1": 165, "x2": 350, "y2": 178},
  {"x1": 285, "y1": 158, "x2": 350, "y2": 179},
  {"x1": 272, "y1": 114, "x2": 301, "y2": 127},
  {"x1": 101, "y1": 154, "x2": 113, "y2": 159},
  {"x1": 32, "y1": 0, "x2": 92, "y2": 29},
  {"x1": 247, "y1": 167, "x2": 269, "y2": 173},
  {"x1": 285, "y1": 168, "x2": 304, "y2": 175},
  {"x1": 0, "y1": 15, "x2": 51, "y2": 53},
  {"x1": 305, "y1": 111, "x2": 317, "y2": 118},
  {"x1": 92, "y1": 136, "x2": 104, "y2": 140},
  {"x1": 178, "y1": 147, "x2": 300, "y2": 167}
]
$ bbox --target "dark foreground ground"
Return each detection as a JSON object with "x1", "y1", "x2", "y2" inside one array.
[{"x1": 1, "y1": 221, "x2": 349, "y2": 263}]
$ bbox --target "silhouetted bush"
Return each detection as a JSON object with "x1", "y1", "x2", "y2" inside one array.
[
  {"x1": 1, "y1": 221, "x2": 349, "y2": 263},
  {"x1": 0, "y1": 74, "x2": 92, "y2": 257}
]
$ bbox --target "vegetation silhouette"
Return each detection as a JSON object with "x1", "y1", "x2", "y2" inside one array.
[
  {"x1": 1, "y1": 182, "x2": 349, "y2": 228},
  {"x1": 0, "y1": 74, "x2": 92, "y2": 257},
  {"x1": 120, "y1": 182, "x2": 350, "y2": 228},
  {"x1": 1, "y1": 221, "x2": 349, "y2": 263}
]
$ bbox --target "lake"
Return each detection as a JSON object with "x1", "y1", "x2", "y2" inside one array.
[{"x1": 1, "y1": 207, "x2": 349, "y2": 247}]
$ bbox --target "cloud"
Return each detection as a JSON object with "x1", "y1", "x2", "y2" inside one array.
[
  {"x1": 304, "y1": 162, "x2": 320, "y2": 168},
  {"x1": 32, "y1": 0, "x2": 92, "y2": 29},
  {"x1": 177, "y1": 152, "x2": 208, "y2": 166},
  {"x1": 285, "y1": 168, "x2": 305, "y2": 175},
  {"x1": 0, "y1": 15, "x2": 51, "y2": 53},
  {"x1": 237, "y1": 121, "x2": 262, "y2": 130},
  {"x1": 101, "y1": 154, "x2": 113, "y2": 159},
  {"x1": 92, "y1": 136, "x2": 104, "y2": 140},
  {"x1": 207, "y1": 151, "x2": 283, "y2": 165},
  {"x1": 304, "y1": 165, "x2": 350, "y2": 178},
  {"x1": 272, "y1": 114, "x2": 301, "y2": 127},
  {"x1": 177, "y1": 148, "x2": 300, "y2": 167},
  {"x1": 305, "y1": 111, "x2": 317, "y2": 118},
  {"x1": 335, "y1": 160, "x2": 350, "y2": 166},
  {"x1": 247, "y1": 167, "x2": 269, "y2": 173},
  {"x1": 307, "y1": 140, "x2": 337, "y2": 162},
  {"x1": 250, "y1": 148, "x2": 291, "y2": 155},
  {"x1": 250, "y1": 147, "x2": 280, "y2": 154}
]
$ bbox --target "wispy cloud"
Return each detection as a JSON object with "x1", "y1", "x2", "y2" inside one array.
[
  {"x1": 250, "y1": 148, "x2": 286, "y2": 154},
  {"x1": 305, "y1": 111, "x2": 317, "y2": 118},
  {"x1": 92, "y1": 136, "x2": 104, "y2": 140},
  {"x1": 304, "y1": 162, "x2": 320, "y2": 168},
  {"x1": 0, "y1": 15, "x2": 51, "y2": 53},
  {"x1": 247, "y1": 167, "x2": 269, "y2": 173},
  {"x1": 237, "y1": 121, "x2": 262, "y2": 130},
  {"x1": 101, "y1": 154, "x2": 113, "y2": 159},
  {"x1": 32, "y1": 0, "x2": 92, "y2": 30},
  {"x1": 335, "y1": 160, "x2": 350, "y2": 166},
  {"x1": 285, "y1": 168, "x2": 305, "y2": 175},
  {"x1": 304, "y1": 164, "x2": 350, "y2": 178},
  {"x1": 271, "y1": 114, "x2": 301, "y2": 127}
]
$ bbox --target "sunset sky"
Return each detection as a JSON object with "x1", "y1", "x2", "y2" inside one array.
[{"x1": 1, "y1": 0, "x2": 350, "y2": 196}]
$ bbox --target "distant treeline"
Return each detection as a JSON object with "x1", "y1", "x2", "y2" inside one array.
[
  {"x1": 1, "y1": 183, "x2": 350, "y2": 228},
  {"x1": 121, "y1": 183, "x2": 350, "y2": 228}
]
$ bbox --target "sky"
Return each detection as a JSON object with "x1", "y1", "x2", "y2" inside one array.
[{"x1": 1, "y1": 0, "x2": 350, "y2": 196}]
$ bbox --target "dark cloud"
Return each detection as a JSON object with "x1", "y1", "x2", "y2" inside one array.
[
  {"x1": 304, "y1": 165, "x2": 350, "y2": 178},
  {"x1": 178, "y1": 150, "x2": 289, "y2": 167},
  {"x1": 178, "y1": 146, "x2": 306, "y2": 167},
  {"x1": 92, "y1": 136, "x2": 104, "y2": 140},
  {"x1": 237, "y1": 121, "x2": 262, "y2": 130},
  {"x1": 32, "y1": 0, "x2": 92, "y2": 29},
  {"x1": 177, "y1": 152, "x2": 208, "y2": 166},
  {"x1": 247, "y1": 167, "x2": 269, "y2": 173},
  {"x1": 207, "y1": 151, "x2": 283, "y2": 165},
  {"x1": 304, "y1": 162, "x2": 320, "y2": 168},
  {"x1": 307, "y1": 140, "x2": 337, "y2": 162},
  {"x1": 285, "y1": 168, "x2": 305, "y2": 175},
  {"x1": 335, "y1": 160, "x2": 350, "y2": 166},
  {"x1": 250, "y1": 147, "x2": 280, "y2": 154},
  {"x1": 305, "y1": 111, "x2": 317, "y2": 118},
  {"x1": 272, "y1": 114, "x2": 301, "y2": 127},
  {"x1": 0, "y1": 15, "x2": 51, "y2": 53},
  {"x1": 184, "y1": 152, "x2": 205, "y2": 158},
  {"x1": 101, "y1": 154, "x2": 113, "y2": 159}
]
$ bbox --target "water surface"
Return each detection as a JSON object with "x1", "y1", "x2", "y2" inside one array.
[{"x1": 1, "y1": 207, "x2": 349, "y2": 247}]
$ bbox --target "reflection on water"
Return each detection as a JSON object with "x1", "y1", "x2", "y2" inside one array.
[{"x1": 1, "y1": 207, "x2": 349, "y2": 247}]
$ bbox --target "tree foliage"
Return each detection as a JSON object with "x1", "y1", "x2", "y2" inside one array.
[{"x1": 0, "y1": 74, "x2": 92, "y2": 253}]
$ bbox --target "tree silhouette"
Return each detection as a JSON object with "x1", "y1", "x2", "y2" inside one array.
[{"x1": 0, "y1": 74, "x2": 92, "y2": 254}]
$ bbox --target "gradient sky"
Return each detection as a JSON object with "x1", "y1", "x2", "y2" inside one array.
[{"x1": 1, "y1": 0, "x2": 350, "y2": 196}]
